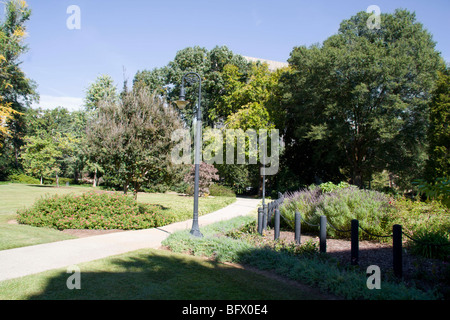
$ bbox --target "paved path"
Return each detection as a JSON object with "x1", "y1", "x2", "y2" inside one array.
[{"x1": 0, "y1": 197, "x2": 260, "y2": 282}]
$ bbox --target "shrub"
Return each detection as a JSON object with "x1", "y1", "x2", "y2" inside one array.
[
  {"x1": 317, "y1": 181, "x2": 351, "y2": 193},
  {"x1": 17, "y1": 191, "x2": 177, "y2": 230},
  {"x1": 8, "y1": 173, "x2": 40, "y2": 184},
  {"x1": 407, "y1": 229, "x2": 450, "y2": 261},
  {"x1": 209, "y1": 184, "x2": 236, "y2": 197},
  {"x1": 280, "y1": 183, "x2": 395, "y2": 240},
  {"x1": 389, "y1": 198, "x2": 450, "y2": 237},
  {"x1": 184, "y1": 163, "x2": 219, "y2": 196},
  {"x1": 315, "y1": 187, "x2": 394, "y2": 240},
  {"x1": 413, "y1": 177, "x2": 450, "y2": 208}
]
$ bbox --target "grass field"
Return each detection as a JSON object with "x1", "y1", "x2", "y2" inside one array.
[
  {"x1": 0, "y1": 183, "x2": 236, "y2": 250},
  {"x1": 0, "y1": 248, "x2": 324, "y2": 300},
  {"x1": 0, "y1": 184, "x2": 93, "y2": 250}
]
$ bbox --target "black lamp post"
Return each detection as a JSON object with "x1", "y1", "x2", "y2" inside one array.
[{"x1": 175, "y1": 72, "x2": 203, "y2": 237}]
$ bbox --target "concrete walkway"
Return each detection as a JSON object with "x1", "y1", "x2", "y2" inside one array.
[{"x1": 0, "y1": 197, "x2": 260, "y2": 282}]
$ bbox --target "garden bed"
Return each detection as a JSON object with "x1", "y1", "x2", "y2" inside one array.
[{"x1": 260, "y1": 229, "x2": 450, "y2": 298}]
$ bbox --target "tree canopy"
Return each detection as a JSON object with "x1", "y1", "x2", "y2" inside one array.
[{"x1": 278, "y1": 9, "x2": 444, "y2": 188}]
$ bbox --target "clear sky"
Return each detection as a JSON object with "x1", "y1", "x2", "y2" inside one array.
[{"x1": 10, "y1": 0, "x2": 450, "y2": 111}]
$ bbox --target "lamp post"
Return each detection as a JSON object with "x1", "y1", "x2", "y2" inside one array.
[{"x1": 175, "y1": 72, "x2": 203, "y2": 237}]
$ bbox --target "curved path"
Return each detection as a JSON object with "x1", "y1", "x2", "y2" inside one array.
[{"x1": 0, "y1": 197, "x2": 260, "y2": 282}]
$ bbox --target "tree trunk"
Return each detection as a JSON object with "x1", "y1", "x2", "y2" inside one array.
[
  {"x1": 93, "y1": 167, "x2": 97, "y2": 187},
  {"x1": 56, "y1": 172, "x2": 59, "y2": 187},
  {"x1": 40, "y1": 175, "x2": 43, "y2": 185}
]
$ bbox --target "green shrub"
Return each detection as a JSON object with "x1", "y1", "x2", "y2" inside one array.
[
  {"x1": 406, "y1": 229, "x2": 450, "y2": 261},
  {"x1": 209, "y1": 184, "x2": 236, "y2": 197},
  {"x1": 17, "y1": 191, "x2": 177, "y2": 230},
  {"x1": 413, "y1": 177, "x2": 450, "y2": 208},
  {"x1": 318, "y1": 181, "x2": 351, "y2": 193},
  {"x1": 8, "y1": 174, "x2": 40, "y2": 184},
  {"x1": 315, "y1": 187, "x2": 394, "y2": 240},
  {"x1": 44, "y1": 177, "x2": 75, "y2": 185},
  {"x1": 389, "y1": 198, "x2": 450, "y2": 237},
  {"x1": 280, "y1": 184, "x2": 395, "y2": 240}
]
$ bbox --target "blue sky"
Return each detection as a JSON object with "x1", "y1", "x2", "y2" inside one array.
[{"x1": 11, "y1": 0, "x2": 450, "y2": 111}]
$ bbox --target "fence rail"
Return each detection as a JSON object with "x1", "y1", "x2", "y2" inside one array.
[{"x1": 257, "y1": 194, "x2": 450, "y2": 278}]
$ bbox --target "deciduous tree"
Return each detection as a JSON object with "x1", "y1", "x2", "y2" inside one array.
[
  {"x1": 86, "y1": 87, "x2": 183, "y2": 197},
  {"x1": 280, "y1": 9, "x2": 444, "y2": 189}
]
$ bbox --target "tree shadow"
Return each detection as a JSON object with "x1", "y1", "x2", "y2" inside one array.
[
  {"x1": 24, "y1": 250, "x2": 323, "y2": 300},
  {"x1": 26, "y1": 185, "x2": 56, "y2": 188}
]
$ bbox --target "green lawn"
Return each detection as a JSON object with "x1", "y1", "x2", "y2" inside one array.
[
  {"x1": 0, "y1": 183, "x2": 93, "y2": 250},
  {"x1": 0, "y1": 248, "x2": 324, "y2": 300},
  {"x1": 0, "y1": 183, "x2": 236, "y2": 250}
]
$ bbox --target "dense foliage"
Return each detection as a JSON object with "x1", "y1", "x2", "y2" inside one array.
[
  {"x1": 86, "y1": 87, "x2": 184, "y2": 196},
  {"x1": 277, "y1": 9, "x2": 444, "y2": 190},
  {"x1": 0, "y1": 0, "x2": 38, "y2": 179},
  {"x1": 17, "y1": 191, "x2": 176, "y2": 230},
  {"x1": 1, "y1": 2, "x2": 448, "y2": 201},
  {"x1": 279, "y1": 182, "x2": 450, "y2": 247}
]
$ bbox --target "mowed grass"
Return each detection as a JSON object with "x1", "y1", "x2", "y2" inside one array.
[
  {"x1": 0, "y1": 248, "x2": 321, "y2": 300},
  {"x1": 0, "y1": 183, "x2": 236, "y2": 250},
  {"x1": 0, "y1": 184, "x2": 93, "y2": 250}
]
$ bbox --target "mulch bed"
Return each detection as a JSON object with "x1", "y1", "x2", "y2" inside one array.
[{"x1": 262, "y1": 229, "x2": 449, "y2": 297}]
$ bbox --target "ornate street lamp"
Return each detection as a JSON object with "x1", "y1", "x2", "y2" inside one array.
[{"x1": 175, "y1": 72, "x2": 203, "y2": 237}]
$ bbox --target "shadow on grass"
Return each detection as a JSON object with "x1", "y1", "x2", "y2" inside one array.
[
  {"x1": 26, "y1": 185, "x2": 56, "y2": 188},
  {"x1": 24, "y1": 250, "x2": 323, "y2": 300}
]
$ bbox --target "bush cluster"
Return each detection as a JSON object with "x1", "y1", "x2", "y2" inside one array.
[
  {"x1": 8, "y1": 173, "x2": 40, "y2": 184},
  {"x1": 17, "y1": 191, "x2": 177, "y2": 230},
  {"x1": 390, "y1": 198, "x2": 450, "y2": 261},
  {"x1": 280, "y1": 182, "x2": 450, "y2": 259},
  {"x1": 8, "y1": 173, "x2": 75, "y2": 186},
  {"x1": 280, "y1": 183, "x2": 395, "y2": 240},
  {"x1": 184, "y1": 163, "x2": 219, "y2": 196},
  {"x1": 209, "y1": 184, "x2": 236, "y2": 197}
]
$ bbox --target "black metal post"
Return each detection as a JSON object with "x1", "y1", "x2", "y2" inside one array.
[
  {"x1": 257, "y1": 207, "x2": 263, "y2": 235},
  {"x1": 262, "y1": 204, "x2": 267, "y2": 232},
  {"x1": 274, "y1": 209, "x2": 280, "y2": 240},
  {"x1": 320, "y1": 215, "x2": 327, "y2": 253},
  {"x1": 351, "y1": 219, "x2": 359, "y2": 265},
  {"x1": 263, "y1": 203, "x2": 268, "y2": 228},
  {"x1": 295, "y1": 211, "x2": 301, "y2": 244},
  {"x1": 393, "y1": 224, "x2": 403, "y2": 278}
]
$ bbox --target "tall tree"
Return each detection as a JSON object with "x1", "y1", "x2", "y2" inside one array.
[
  {"x1": 86, "y1": 87, "x2": 183, "y2": 197},
  {"x1": 280, "y1": 9, "x2": 444, "y2": 188},
  {"x1": 425, "y1": 68, "x2": 450, "y2": 180},
  {"x1": 21, "y1": 132, "x2": 75, "y2": 185},
  {"x1": 0, "y1": 0, "x2": 38, "y2": 177},
  {"x1": 83, "y1": 74, "x2": 118, "y2": 112},
  {"x1": 133, "y1": 45, "x2": 251, "y2": 126}
]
